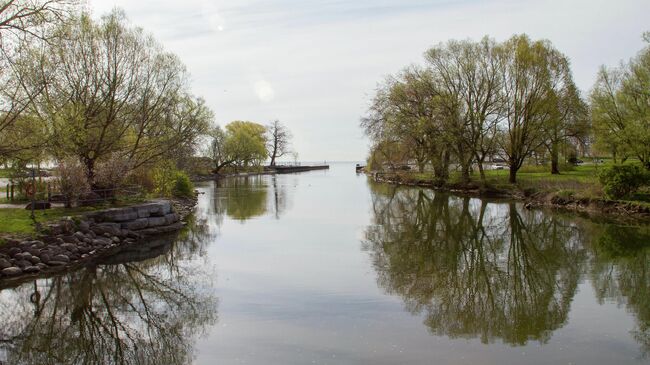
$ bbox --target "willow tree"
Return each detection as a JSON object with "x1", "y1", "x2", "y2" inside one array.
[
  {"x1": 591, "y1": 33, "x2": 650, "y2": 169},
  {"x1": 0, "y1": 0, "x2": 78, "y2": 160},
  {"x1": 425, "y1": 37, "x2": 503, "y2": 182},
  {"x1": 362, "y1": 67, "x2": 449, "y2": 176},
  {"x1": 497, "y1": 35, "x2": 574, "y2": 183},
  {"x1": 25, "y1": 10, "x2": 211, "y2": 185}
]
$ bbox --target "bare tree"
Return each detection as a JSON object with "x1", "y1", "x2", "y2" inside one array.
[{"x1": 266, "y1": 119, "x2": 292, "y2": 166}]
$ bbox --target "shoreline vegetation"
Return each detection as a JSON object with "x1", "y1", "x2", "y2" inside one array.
[
  {"x1": 360, "y1": 35, "x2": 650, "y2": 218},
  {"x1": 367, "y1": 163, "x2": 650, "y2": 221}
]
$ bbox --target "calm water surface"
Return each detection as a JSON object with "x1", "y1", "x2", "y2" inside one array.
[{"x1": 1, "y1": 163, "x2": 650, "y2": 364}]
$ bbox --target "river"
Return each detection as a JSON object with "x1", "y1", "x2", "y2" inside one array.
[{"x1": 0, "y1": 162, "x2": 649, "y2": 364}]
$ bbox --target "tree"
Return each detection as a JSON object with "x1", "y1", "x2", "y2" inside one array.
[
  {"x1": 266, "y1": 119, "x2": 292, "y2": 166},
  {"x1": 225, "y1": 121, "x2": 267, "y2": 169},
  {"x1": 591, "y1": 34, "x2": 650, "y2": 169},
  {"x1": 0, "y1": 0, "x2": 77, "y2": 45},
  {"x1": 497, "y1": 35, "x2": 571, "y2": 183},
  {"x1": 362, "y1": 67, "x2": 448, "y2": 176},
  {"x1": 0, "y1": 0, "x2": 78, "y2": 161},
  {"x1": 206, "y1": 125, "x2": 233, "y2": 174},
  {"x1": 424, "y1": 37, "x2": 503, "y2": 182},
  {"x1": 544, "y1": 64, "x2": 589, "y2": 174},
  {"x1": 24, "y1": 10, "x2": 211, "y2": 187},
  {"x1": 205, "y1": 121, "x2": 267, "y2": 173}
]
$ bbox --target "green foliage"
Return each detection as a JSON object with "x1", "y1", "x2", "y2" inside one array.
[
  {"x1": 591, "y1": 38, "x2": 650, "y2": 168},
  {"x1": 172, "y1": 172, "x2": 194, "y2": 198},
  {"x1": 206, "y1": 121, "x2": 268, "y2": 173},
  {"x1": 599, "y1": 164, "x2": 649, "y2": 199},
  {"x1": 152, "y1": 162, "x2": 194, "y2": 198}
]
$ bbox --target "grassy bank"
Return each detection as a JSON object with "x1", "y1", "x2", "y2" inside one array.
[
  {"x1": 0, "y1": 207, "x2": 95, "y2": 237},
  {"x1": 373, "y1": 161, "x2": 650, "y2": 216}
]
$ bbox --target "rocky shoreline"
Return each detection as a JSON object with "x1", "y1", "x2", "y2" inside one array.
[
  {"x1": 371, "y1": 173, "x2": 650, "y2": 222},
  {"x1": 0, "y1": 197, "x2": 198, "y2": 286}
]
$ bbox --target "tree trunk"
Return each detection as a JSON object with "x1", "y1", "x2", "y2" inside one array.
[
  {"x1": 509, "y1": 164, "x2": 517, "y2": 184},
  {"x1": 84, "y1": 158, "x2": 96, "y2": 189},
  {"x1": 550, "y1": 141, "x2": 560, "y2": 175},
  {"x1": 461, "y1": 164, "x2": 471, "y2": 184},
  {"x1": 477, "y1": 161, "x2": 486, "y2": 183}
]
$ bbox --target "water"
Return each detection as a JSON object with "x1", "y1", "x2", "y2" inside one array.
[{"x1": 1, "y1": 162, "x2": 649, "y2": 364}]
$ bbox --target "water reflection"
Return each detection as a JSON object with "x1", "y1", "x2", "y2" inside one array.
[
  {"x1": 364, "y1": 183, "x2": 587, "y2": 345},
  {"x1": 215, "y1": 176, "x2": 268, "y2": 221},
  {"x1": 213, "y1": 175, "x2": 293, "y2": 222},
  {"x1": 0, "y1": 229, "x2": 217, "y2": 365},
  {"x1": 590, "y1": 225, "x2": 650, "y2": 357}
]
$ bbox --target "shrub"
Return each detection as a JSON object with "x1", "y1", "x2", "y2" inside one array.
[
  {"x1": 172, "y1": 172, "x2": 194, "y2": 198},
  {"x1": 598, "y1": 164, "x2": 649, "y2": 200},
  {"x1": 94, "y1": 153, "x2": 133, "y2": 190},
  {"x1": 56, "y1": 158, "x2": 91, "y2": 207},
  {"x1": 152, "y1": 162, "x2": 194, "y2": 198}
]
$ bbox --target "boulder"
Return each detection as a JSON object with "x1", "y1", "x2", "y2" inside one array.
[
  {"x1": 147, "y1": 216, "x2": 167, "y2": 227},
  {"x1": 52, "y1": 254, "x2": 70, "y2": 263},
  {"x1": 123, "y1": 218, "x2": 149, "y2": 231},
  {"x1": 164, "y1": 213, "x2": 180, "y2": 225},
  {"x1": 23, "y1": 266, "x2": 40, "y2": 273},
  {"x1": 78, "y1": 220, "x2": 90, "y2": 233},
  {"x1": 2, "y1": 267, "x2": 22, "y2": 276},
  {"x1": 0, "y1": 258, "x2": 11, "y2": 270},
  {"x1": 91, "y1": 223, "x2": 121, "y2": 236},
  {"x1": 103, "y1": 208, "x2": 139, "y2": 222}
]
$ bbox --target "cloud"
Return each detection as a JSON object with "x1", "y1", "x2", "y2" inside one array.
[{"x1": 253, "y1": 79, "x2": 275, "y2": 103}]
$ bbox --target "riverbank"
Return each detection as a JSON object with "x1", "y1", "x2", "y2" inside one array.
[
  {"x1": 371, "y1": 171, "x2": 650, "y2": 221},
  {"x1": 0, "y1": 196, "x2": 198, "y2": 286}
]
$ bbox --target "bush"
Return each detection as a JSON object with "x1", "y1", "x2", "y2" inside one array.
[
  {"x1": 172, "y1": 172, "x2": 194, "y2": 198},
  {"x1": 152, "y1": 162, "x2": 194, "y2": 198},
  {"x1": 94, "y1": 153, "x2": 133, "y2": 189},
  {"x1": 599, "y1": 164, "x2": 649, "y2": 199},
  {"x1": 56, "y1": 158, "x2": 91, "y2": 207}
]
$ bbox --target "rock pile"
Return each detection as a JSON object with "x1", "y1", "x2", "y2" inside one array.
[{"x1": 0, "y1": 200, "x2": 187, "y2": 280}]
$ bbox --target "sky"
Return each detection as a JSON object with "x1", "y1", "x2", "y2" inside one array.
[{"x1": 89, "y1": 0, "x2": 650, "y2": 162}]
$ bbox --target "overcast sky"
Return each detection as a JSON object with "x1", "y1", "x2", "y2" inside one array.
[{"x1": 89, "y1": 0, "x2": 649, "y2": 162}]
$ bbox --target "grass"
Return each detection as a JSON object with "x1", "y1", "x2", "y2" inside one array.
[
  {"x1": 0, "y1": 207, "x2": 95, "y2": 237},
  {"x1": 393, "y1": 159, "x2": 650, "y2": 206}
]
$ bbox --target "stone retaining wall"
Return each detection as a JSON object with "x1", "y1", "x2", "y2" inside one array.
[{"x1": 0, "y1": 200, "x2": 187, "y2": 283}]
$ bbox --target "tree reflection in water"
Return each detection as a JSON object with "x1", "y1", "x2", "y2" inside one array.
[
  {"x1": 213, "y1": 175, "x2": 293, "y2": 222},
  {"x1": 589, "y1": 224, "x2": 650, "y2": 357},
  {"x1": 363, "y1": 183, "x2": 586, "y2": 345},
  {"x1": 215, "y1": 176, "x2": 268, "y2": 221},
  {"x1": 0, "y1": 223, "x2": 218, "y2": 365}
]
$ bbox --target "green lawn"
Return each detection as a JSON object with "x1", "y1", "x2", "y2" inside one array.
[
  {"x1": 0, "y1": 207, "x2": 96, "y2": 237},
  {"x1": 402, "y1": 160, "x2": 650, "y2": 204}
]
